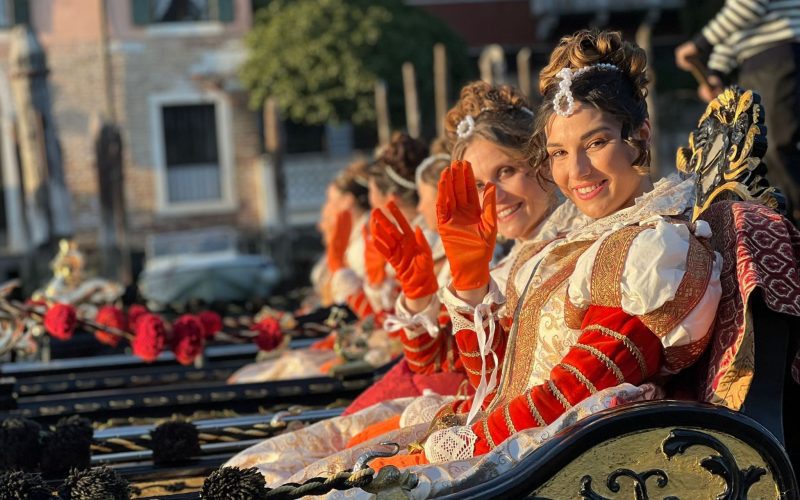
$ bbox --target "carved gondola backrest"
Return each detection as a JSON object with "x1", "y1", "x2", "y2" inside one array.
[{"x1": 676, "y1": 86, "x2": 785, "y2": 220}]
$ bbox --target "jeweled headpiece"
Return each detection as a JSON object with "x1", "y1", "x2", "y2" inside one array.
[
  {"x1": 415, "y1": 154, "x2": 450, "y2": 187},
  {"x1": 552, "y1": 63, "x2": 621, "y2": 117},
  {"x1": 385, "y1": 165, "x2": 417, "y2": 190},
  {"x1": 455, "y1": 106, "x2": 534, "y2": 141}
]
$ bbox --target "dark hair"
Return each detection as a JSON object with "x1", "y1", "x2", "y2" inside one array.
[
  {"x1": 334, "y1": 158, "x2": 370, "y2": 211},
  {"x1": 531, "y1": 29, "x2": 650, "y2": 175},
  {"x1": 371, "y1": 132, "x2": 428, "y2": 205}
]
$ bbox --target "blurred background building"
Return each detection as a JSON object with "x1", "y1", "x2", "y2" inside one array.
[{"x1": 0, "y1": 0, "x2": 721, "y2": 295}]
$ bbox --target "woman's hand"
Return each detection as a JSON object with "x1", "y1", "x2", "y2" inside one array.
[
  {"x1": 370, "y1": 201, "x2": 439, "y2": 300},
  {"x1": 363, "y1": 224, "x2": 388, "y2": 286},
  {"x1": 326, "y1": 210, "x2": 352, "y2": 273},
  {"x1": 436, "y1": 160, "x2": 497, "y2": 294}
]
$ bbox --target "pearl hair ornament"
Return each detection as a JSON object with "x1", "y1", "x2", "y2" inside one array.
[
  {"x1": 455, "y1": 106, "x2": 535, "y2": 140},
  {"x1": 552, "y1": 63, "x2": 621, "y2": 117}
]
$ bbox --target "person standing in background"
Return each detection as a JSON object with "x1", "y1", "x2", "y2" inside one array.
[{"x1": 675, "y1": 0, "x2": 800, "y2": 224}]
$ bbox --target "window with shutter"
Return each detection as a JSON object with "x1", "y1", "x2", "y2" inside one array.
[
  {"x1": 161, "y1": 103, "x2": 222, "y2": 203},
  {"x1": 11, "y1": 0, "x2": 27, "y2": 25},
  {"x1": 132, "y1": 0, "x2": 235, "y2": 26}
]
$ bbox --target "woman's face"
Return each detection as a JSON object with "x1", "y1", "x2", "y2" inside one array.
[
  {"x1": 368, "y1": 177, "x2": 390, "y2": 211},
  {"x1": 416, "y1": 181, "x2": 439, "y2": 231},
  {"x1": 546, "y1": 103, "x2": 651, "y2": 219},
  {"x1": 463, "y1": 138, "x2": 554, "y2": 240},
  {"x1": 326, "y1": 184, "x2": 353, "y2": 214}
]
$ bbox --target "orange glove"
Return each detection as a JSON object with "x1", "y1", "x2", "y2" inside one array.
[
  {"x1": 370, "y1": 451, "x2": 428, "y2": 471},
  {"x1": 310, "y1": 332, "x2": 336, "y2": 350},
  {"x1": 326, "y1": 210, "x2": 352, "y2": 273},
  {"x1": 364, "y1": 225, "x2": 388, "y2": 286},
  {"x1": 320, "y1": 357, "x2": 344, "y2": 374},
  {"x1": 436, "y1": 160, "x2": 497, "y2": 291},
  {"x1": 346, "y1": 415, "x2": 402, "y2": 449},
  {"x1": 371, "y1": 202, "x2": 439, "y2": 299}
]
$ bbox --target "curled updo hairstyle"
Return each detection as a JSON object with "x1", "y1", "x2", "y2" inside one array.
[
  {"x1": 532, "y1": 29, "x2": 650, "y2": 174},
  {"x1": 445, "y1": 82, "x2": 535, "y2": 164},
  {"x1": 334, "y1": 158, "x2": 370, "y2": 211},
  {"x1": 371, "y1": 132, "x2": 428, "y2": 205}
]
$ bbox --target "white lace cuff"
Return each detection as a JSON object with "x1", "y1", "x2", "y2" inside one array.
[
  {"x1": 364, "y1": 279, "x2": 397, "y2": 312},
  {"x1": 441, "y1": 279, "x2": 505, "y2": 336},
  {"x1": 399, "y1": 390, "x2": 455, "y2": 428},
  {"x1": 384, "y1": 292, "x2": 442, "y2": 339},
  {"x1": 423, "y1": 425, "x2": 478, "y2": 463},
  {"x1": 330, "y1": 268, "x2": 362, "y2": 304}
]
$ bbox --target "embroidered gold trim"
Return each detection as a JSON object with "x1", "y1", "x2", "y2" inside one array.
[
  {"x1": 403, "y1": 335, "x2": 439, "y2": 354},
  {"x1": 639, "y1": 234, "x2": 714, "y2": 338},
  {"x1": 525, "y1": 391, "x2": 546, "y2": 426},
  {"x1": 460, "y1": 350, "x2": 483, "y2": 358},
  {"x1": 405, "y1": 356, "x2": 432, "y2": 367},
  {"x1": 664, "y1": 332, "x2": 713, "y2": 372},
  {"x1": 590, "y1": 225, "x2": 647, "y2": 307},
  {"x1": 574, "y1": 342, "x2": 625, "y2": 383},
  {"x1": 584, "y1": 324, "x2": 649, "y2": 379},
  {"x1": 547, "y1": 380, "x2": 572, "y2": 410},
  {"x1": 503, "y1": 404, "x2": 517, "y2": 435},
  {"x1": 504, "y1": 240, "x2": 553, "y2": 313},
  {"x1": 482, "y1": 418, "x2": 496, "y2": 449},
  {"x1": 563, "y1": 286, "x2": 588, "y2": 329},
  {"x1": 491, "y1": 240, "x2": 594, "y2": 412},
  {"x1": 464, "y1": 364, "x2": 483, "y2": 376},
  {"x1": 559, "y1": 362, "x2": 597, "y2": 394}
]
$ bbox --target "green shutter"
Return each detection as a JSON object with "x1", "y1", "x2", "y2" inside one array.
[
  {"x1": 13, "y1": 0, "x2": 29, "y2": 25},
  {"x1": 131, "y1": 0, "x2": 150, "y2": 25},
  {"x1": 217, "y1": 0, "x2": 235, "y2": 22}
]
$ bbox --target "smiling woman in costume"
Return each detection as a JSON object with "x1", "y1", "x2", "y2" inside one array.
[{"x1": 365, "y1": 29, "x2": 721, "y2": 473}]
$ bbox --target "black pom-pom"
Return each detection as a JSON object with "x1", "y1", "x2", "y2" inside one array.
[
  {"x1": 150, "y1": 420, "x2": 200, "y2": 465},
  {"x1": 41, "y1": 416, "x2": 93, "y2": 478},
  {"x1": 0, "y1": 417, "x2": 43, "y2": 470},
  {"x1": 201, "y1": 467, "x2": 267, "y2": 500},
  {"x1": 58, "y1": 466, "x2": 130, "y2": 500},
  {"x1": 0, "y1": 470, "x2": 52, "y2": 500}
]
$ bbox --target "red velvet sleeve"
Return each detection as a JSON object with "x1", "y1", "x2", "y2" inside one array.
[
  {"x1": 397, "y1": 305, "x2": 462, "y2": 375},
  {"x1": 452, "y1": 310, "x2": 509, "y2": 408},
  {"x1": 469, "y1": 305, "x2": 663, "y2": 455}
]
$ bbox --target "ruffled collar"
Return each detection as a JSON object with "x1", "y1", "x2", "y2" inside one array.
[{"x1": 565, "y1": 173, "x2": 695, "y2": 242}]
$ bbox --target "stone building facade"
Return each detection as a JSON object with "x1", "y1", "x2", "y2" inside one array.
[{"x1": 0, "y1": 0, "x2": 273, "y2": 264}]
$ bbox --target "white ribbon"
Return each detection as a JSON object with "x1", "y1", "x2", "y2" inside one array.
[
  {"x1": 383, "y1": 313, "x2": 440, "y2": 339},
  {"x1": 465, "y1": 302, "x2": 499, "y2": 426}
]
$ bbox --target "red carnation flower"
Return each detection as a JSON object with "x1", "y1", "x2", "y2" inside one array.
[
  {"x1": 254, "y1": 317, "x2": 283, "y2": 352},
  {"x1": 197, "y1": 311, "x2": 222, "y2": 339},
  {"x1": 132, "y1": 313, "x2": 166, "y2": 363},
  {"x1": 127, "y1": 304, "x2": 149, "y2": 331},
  {"x1": 94, "y1": 305, "x2": 127, "y2": 347},
  {"x1": 171, "y1": 315, "x2": 205, "y2": 366},
  {"x1": 43, "y1": 303, "x2": 77, "y2": 341}
]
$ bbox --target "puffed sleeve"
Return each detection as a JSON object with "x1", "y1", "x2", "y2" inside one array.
[{"x1": 568, "y1": 218, "x2": 722, "y2": 373}]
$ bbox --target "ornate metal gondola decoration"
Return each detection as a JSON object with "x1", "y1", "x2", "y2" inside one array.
[
  {"x1": 662, "y1": 429, "x2": 766, "y2": 500},
  {"x1": 579, "y1": 469, "x2": 670, "y2": 500},
  {"x1": 676, "y1": 85, "x2": 784, "y2": 221},
  {"x1": 573, "y1": 427, "x2": 768, "y2": 500}
]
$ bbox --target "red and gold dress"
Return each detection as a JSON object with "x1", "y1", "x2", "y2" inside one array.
[{"x1": 225, "y1": 175, "x2": 722, "y2": 496}]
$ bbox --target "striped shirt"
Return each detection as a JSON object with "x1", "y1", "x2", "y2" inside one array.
[{"x1": 695, "y1": 0, "x2": 800, "y2": 74}]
